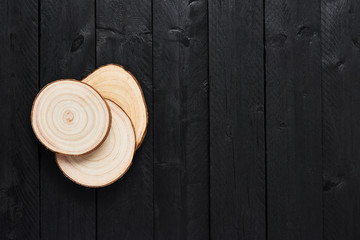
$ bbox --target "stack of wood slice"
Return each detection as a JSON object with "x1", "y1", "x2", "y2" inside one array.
[{"x1": 31, "y1": 64, "x2": 147, "y2": 187}]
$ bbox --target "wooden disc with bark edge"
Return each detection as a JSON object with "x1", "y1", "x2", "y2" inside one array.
[
  {"x1": 56, "y1": 100, "x2": 136, "y2": 188},
  {"x1": 31, "y1": 79, "x2": 111, "y2": 155},
  {"x1": 82, "y1": 64, "x2": 147, "y2": 149}
]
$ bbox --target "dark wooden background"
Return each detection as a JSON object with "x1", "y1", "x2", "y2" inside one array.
[{"x1": 1, "y1": 0, "x2": 359, "y2": 239}]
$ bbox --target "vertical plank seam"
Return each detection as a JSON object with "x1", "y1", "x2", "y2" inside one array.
[
  {"x1": 320, "y1": 0, "x2": 324, "y2": 238},
  {"x1": 263, "y1": 0, "x2": 268, "y2": 238},
  {"x1": 38, "y1": 0, "x2": 42, "y2": 238},
  {"x1": 151, "y1": 0, "x2": 155, "y2": 238},
  {"x1": 94, "y1": 1, "x2": 98, "y2": 239},
  {"x1": 207, "y1": 0, "x2": 211, "y2": 238}
]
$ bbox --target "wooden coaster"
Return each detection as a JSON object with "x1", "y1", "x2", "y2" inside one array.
[
  {"x1": 56, "y1": 100, "x2": 136, "y2": 187},
  {"x1": 82, "y1": 64, "x2": 147, "y2": 149},
  {"x1": 31, "y1": 80, "x2": 111, "y2": 155}
]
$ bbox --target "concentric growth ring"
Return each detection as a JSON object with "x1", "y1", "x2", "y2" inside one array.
[
  {"x1": 56, "y1": 100, "x2": 136, "y2": 187},
  {"x1": 31, "y1": 80, "x2": 111, "y2": 155},
  {"x1": 82, "y1": 64, "x2": 148, "y2": 149}
]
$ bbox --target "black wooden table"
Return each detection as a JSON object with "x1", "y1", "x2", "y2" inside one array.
[{"x1": 0, "y1": 0, "x2": 358, "y2": 239}]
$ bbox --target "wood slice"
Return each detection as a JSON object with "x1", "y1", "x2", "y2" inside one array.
[
  {"x1": 31, "y1": 79, "x2": 111, "y2": 155},
  {"x1": 82, "y1": 64, "x2": 147, "y2": 149},
  {"x1": 56, "y1": 100, "x2": 136, "y2": 187}
]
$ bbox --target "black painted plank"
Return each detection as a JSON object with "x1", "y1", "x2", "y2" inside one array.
[
  {"x1": 209, "y1": 0, "x2": 265, "y2": 239},
  {"x1": 40, "y1": 1, "x2": 96, "y2": 239},
  {"x1": 96, "y1": 0, "x2": 153, "y2": 239},
  {"x1": 322, "y1": 1, "x2": 360, "y2": 239},
  {"x1": 265, "y1": 0, "x2": 322, "y2": 239},
  {"x1": 153, "y1": 0, "x2": 209, "y2": 239},
  {"x1": 0, "y1": 0, "x2": 39, "y2": 239}
]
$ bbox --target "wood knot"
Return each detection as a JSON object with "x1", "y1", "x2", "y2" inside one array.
[
  {"x1": 323, "y1": 172, "x2": 345, "y2": 192},
  {"x1": 168, "y1": 28, "x2": 191, "y2": 47},
  {"x1": 71, "y1": 34, "x2": 84, "y2": 52},
  {"x1": 188, "y1": 0, "x2": 198, "y2": 6},
  {"x1": 201, "y1": 80, "x2": 208, "y2": 93},
  {"x1": 268, "y1": 33, "x2": 287, "y2": 48},
  {"x1": 297, "y1": 26, "x2": 315, "y2": 40},
  {"x1": 335, "y1": 60, "x2": 345, "y2": 71},
  {"x1": 64, "y1": 111, "x2": 74, "y2": 123},
  {"x1": 279, "y1": 121, "x2": 287, "y2": 129},
  {"x1": 352, "y1": 38, "x2": 360, "y2": 48}
]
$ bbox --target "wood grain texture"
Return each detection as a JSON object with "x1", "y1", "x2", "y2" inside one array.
[
  {"x1": 82, "y1": 64, "x2": 148, "y2": 149},
  {"x1": 40, "y1": 0, "x2": 96, "y2": 239},
  {"x1": 153, "y1": 0, "x2": 209, "y2": 239},
  {"x1": 265, "y1": 0, "x2": 322, "y2": 239},
  {"x1": 7, "y1": 1, "x2": 360, "y2": 239},
  {"x1": 32, "y1": 80, "x2": 111, "y2": 155},
  {"x1": 57, "y1": 100, "x2": 135, "y2": 188},
  {"x1": 0, "y1": 0, "x2": 39, "y2": 239},
  {"x1": 321, "y1": 0, "x2": 360, "y2": 239},
  {"x1": 209, "y1": 0, "x2": 265, "y2": 239},
  {"x1": 96, "y1": 0, "x2": 153, "y2": 239}
]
